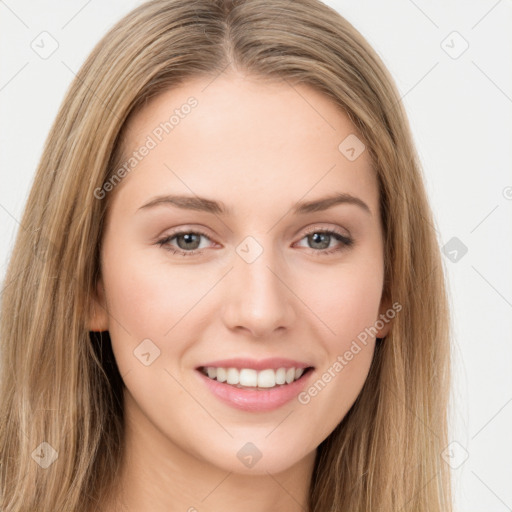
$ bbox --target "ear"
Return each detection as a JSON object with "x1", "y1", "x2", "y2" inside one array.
[
  {"x1": 88, "y1": 278, "x2": 109, "y2": 332},
  {"x1": 375, "y1": 295, "x2": 393, "y2": 339}
]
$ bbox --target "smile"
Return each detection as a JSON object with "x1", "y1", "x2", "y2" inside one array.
[{"x1": 199, "y1": 366, "x2": 314, "y2": 389}]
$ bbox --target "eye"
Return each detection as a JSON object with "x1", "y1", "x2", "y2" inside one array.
[
  {"x1": 295, "y1": 228, "x2": 353, "y2": 256},
  {"x1": 156, "y1": 227, "x2": 354, "y2": 257},
  {"x1": 156, "y1": 230, "x2": 214, "y2": 256}
]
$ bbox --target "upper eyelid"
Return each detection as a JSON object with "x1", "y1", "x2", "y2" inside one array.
[{"x1": 162, "y1": 225, "x2": 348, "y2": 238}]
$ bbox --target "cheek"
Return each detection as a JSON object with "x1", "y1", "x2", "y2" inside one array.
[
  {"x1": 99, "y1": 249, "x2": 182, "y2": 375},
  {"x1": 300, "y1": 254, "x2": 384, "y2": 346},
  {"x1": 102, "y1": 250, "x2": 206, "y2": 334},
  {"x1": 294, "y1": 253, "x2": 383, "y2": 424},
  {"x1": 332, "y1": 271, "x2": 383, "y2": 341},
  {"x1": 100, "y1": 245, "x2": 224, "y2": 382}
]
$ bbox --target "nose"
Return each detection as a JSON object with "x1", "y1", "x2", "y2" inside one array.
[{"x1": 221, "y1": 242, "x2": 296, "y2": 338}]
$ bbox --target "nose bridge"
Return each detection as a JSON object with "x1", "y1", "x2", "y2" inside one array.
[
  {"x1": 239, "y1": 246, "x2": 280, "y2": 299},
  {"x1": 223, "y1": 235, "x2": 295, "y2": 336}
]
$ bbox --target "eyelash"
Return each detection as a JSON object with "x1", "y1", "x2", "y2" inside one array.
[{"x1": 156, "y1": 227, "x2": 354, "y2": 257}]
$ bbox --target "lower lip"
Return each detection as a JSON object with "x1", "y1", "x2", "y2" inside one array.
[{"x1": 196, "y1": 368, "x2": 314, "y2": 412}]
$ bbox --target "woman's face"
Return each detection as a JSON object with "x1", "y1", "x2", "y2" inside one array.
[{"x1": 91, "y1": 73, "x2": 390, "y2": 475}]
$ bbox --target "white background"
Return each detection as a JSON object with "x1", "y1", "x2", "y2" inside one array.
[{"x1": 0, "y1": 1, "x2": 511, "y2": 510}]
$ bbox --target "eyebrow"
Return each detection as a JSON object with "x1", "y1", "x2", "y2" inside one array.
[{"x1": 137, "y1": 192, "x2": 371, "y2": 216}]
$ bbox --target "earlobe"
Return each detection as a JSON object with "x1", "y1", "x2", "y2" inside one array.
[
  {"x1": 376, "y1": 296, "x2": 393, "y2": 339},
  {"x1": 88, "y1": 279, "x2": 109, "y2": 332},
  {"x1": 376, "y1": 318, "x2": 391, "y2": 339}
]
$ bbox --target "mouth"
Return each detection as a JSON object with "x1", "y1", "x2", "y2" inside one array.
[
  {"x1": 194, "y1": 358, "x2": 316, "y2": 412},
  {"x1": 197, "y1": 365, "x2": 315, "y2": 390}
]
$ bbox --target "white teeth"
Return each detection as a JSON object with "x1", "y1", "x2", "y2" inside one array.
[
  {"x1": 239, "y1": 368, "x2": 257, "y2": 387},
  {"x1": 216, "y1": 367, "x2": 227, "y2": 383},
  {"x1": 201, "y1": 366, "x2": 309, "y2": 388},
  {"x1": 226, "y1": 367, "x2": 239, "y2": 385},
  {"x1": 257, "y1": 369, "x2": 275, "y2": 388},
  {"x1": 275, "y1": 367, "x2": 286, "y2": 385}
]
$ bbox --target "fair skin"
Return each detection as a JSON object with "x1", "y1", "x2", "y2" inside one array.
[{"x1": 89, "y1": 72, "x2": 390, "y2": 512}]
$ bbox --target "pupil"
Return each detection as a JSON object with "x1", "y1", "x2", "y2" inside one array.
[
  {"x1": 310, "y1": 232, "x2": 329, "y2": 249},
  {"x1": 178, "y1": 233, "x2": 200, "y2": 250}
]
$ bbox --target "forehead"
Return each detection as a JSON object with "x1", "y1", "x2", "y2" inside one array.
[{"x1": 113, "y1": 73, "x2": 378, "y2": 215}]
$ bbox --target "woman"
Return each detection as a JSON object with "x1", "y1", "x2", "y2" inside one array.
[{"x1": 0, "y1": 0, "x2": 452, "y2": 510}]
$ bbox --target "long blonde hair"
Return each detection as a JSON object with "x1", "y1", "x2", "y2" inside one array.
[{"x1": 0, "y1": 1, "x2": 452, "y2": 510}]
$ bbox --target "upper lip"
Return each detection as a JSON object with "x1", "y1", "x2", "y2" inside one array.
[{"x1": 197, "y1": 358, "x2": 314, "y2": 371}]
